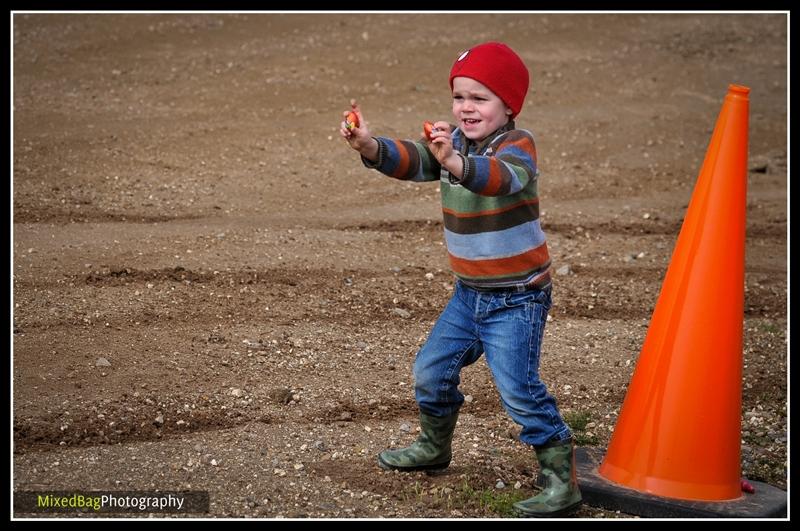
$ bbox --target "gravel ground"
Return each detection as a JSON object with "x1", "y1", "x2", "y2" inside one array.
[{"x1": 13, "y1": 12, "x2": 787, "y2": 519}]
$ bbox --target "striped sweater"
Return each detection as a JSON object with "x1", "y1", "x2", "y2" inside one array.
[{"x1": 363, "y1": 122, "x2": 551, "y2": 290}]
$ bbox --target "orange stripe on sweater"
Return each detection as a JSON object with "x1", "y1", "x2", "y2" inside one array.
[
  {"x1": 448, "y1": 244, "x2": 550, "y2": 277},
  {"x1": 501, "y1": 136, "x2": 537, "y2": 162},
  {"x1": 390, "y1": 142, "x2": 411, "y2": 179},
  {"x1": 483, "y1": 159, "x2": 503, "y2": 195}
]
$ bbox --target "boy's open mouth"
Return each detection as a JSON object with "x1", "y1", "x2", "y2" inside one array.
[{"x1": 462, "y1": 118, "x2": 481, "y2": 125}]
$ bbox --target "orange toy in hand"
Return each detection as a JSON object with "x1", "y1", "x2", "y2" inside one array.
[
  {"x1": 423, "y1": 121, "x2": 437, "y2": 141},
  {"x1": 345, "y1": 111, "x2": 360, "y2": 130}
]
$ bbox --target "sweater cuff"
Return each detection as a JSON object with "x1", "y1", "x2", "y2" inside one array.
[
  {"x1": 455, "y1": 152, "x2": 472, "y2": 185},
  {"x1": 360, "y1": 137, "x2": 386, "y2": 169}
]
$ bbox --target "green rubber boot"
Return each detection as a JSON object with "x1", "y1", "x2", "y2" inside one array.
[
  {"x1": 377, "y1": 412, "x2": 459, "y2": 472},
  {"x1": 514, "y1": 438, "x2": 582, "y2": 517}
]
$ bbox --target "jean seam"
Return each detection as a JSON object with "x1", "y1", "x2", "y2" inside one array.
[
  {"x1": 527, "y1": 301, "x2": 562, "y2": 436},
  {"x1": 454, "y1": 280, "x2": 466, "y2": 306},
  {"x1": 526, "y1": 303, "x2": 536, "y2": 400}
]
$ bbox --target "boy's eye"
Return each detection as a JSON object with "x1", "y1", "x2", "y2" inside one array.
[{"x1": 453, "y1": 96, "x2": 463, "y2": 101}]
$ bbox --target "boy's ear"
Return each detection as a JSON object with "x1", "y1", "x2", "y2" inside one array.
[{"x1": 506, "y1": 108, "x2": 513, "y2": 116}]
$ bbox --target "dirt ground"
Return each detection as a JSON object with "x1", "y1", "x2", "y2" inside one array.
[{"x1": 12, "y1": 13, "x2": 787, "y2": 519}]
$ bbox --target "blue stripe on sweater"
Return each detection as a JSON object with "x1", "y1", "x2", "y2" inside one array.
[
  {"x1": 469, "y1": 157, "x2": 491, "y2": 191},
  {"x1": 381, "y1": 139, "x2": 403, "y2": 176},
  {"x1": 444, "y1": 219, "x2": 546, "y2": 260},
  {"x1": 499, "y1": 161, "x2": 526, "y2": 194},
  {"x1": 499, "y1": 143, "x2": 536, "y2": 169}
]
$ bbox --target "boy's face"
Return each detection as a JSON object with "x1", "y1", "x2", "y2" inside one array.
[{"x1": 451, "y1": 76, "x2": 513, "y2": 141}]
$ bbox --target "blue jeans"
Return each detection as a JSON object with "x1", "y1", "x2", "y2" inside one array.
[{"x1": 414, "y1": 280, "x2": 571, "y2": 447}]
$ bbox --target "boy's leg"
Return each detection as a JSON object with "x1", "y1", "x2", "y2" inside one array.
[
  {"x1": 480, "y1": 287, "x2": 581, "y2": 516},
  {"x1": 413, "y1": 283, "x2": 483, "y2": 417},
  {"x1": 481, "y1": 288, "x2": 570, "y2": 446},
  {"x1": 378, "y1": 282, "x2": 483, "y2": 471}
]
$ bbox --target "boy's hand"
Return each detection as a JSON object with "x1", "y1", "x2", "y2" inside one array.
[
  {"x1": 426, "y1": 121, "x2": 463, "y2": 178},
  {"x1": 340, "y1": 99, "x2": 373, "y2": 153}
]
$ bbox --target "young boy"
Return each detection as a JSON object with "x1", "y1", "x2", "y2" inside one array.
[{"x1": 340, "y1": 41, "x2": 582, "y2": 517}]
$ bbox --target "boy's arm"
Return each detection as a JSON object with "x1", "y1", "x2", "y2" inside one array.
[
  {"x1": 456, "y1": 130, "x2": 538, "y2": 196},
  {"x1": 362, "y1": 137, "x2": 442, "y2": 182}
]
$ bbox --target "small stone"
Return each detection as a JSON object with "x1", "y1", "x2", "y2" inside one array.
[
  {"x1": 555, "y1": 265, "x2": 571, "y2": 276},
  {"x1": 391, "y1": 308, "x2": 411, "y2": 319}
]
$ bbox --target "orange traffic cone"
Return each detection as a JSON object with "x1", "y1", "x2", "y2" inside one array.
[{"x1": 598, "y1": 85, "x2": 750, "y2": 501}]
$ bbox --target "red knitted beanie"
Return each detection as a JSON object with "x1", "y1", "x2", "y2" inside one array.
[{"x1": 448, "y1": 42, "x2": 530, "y2": 119}]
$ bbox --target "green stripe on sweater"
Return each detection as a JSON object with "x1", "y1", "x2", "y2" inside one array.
[{"x1": 440, "y1": 179, "x2": 539, "y2": 214}]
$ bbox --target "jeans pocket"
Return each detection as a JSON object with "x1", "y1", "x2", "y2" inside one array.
[
  {"x1": 502, "y1": 289, "x2": 540, "y2": 307},
  {"x1": 500, "y1": 293, "x2": 533, "y2": 322},
  {"x1": 501, "y1": 290, "x2": 551, "y2": 319}
]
